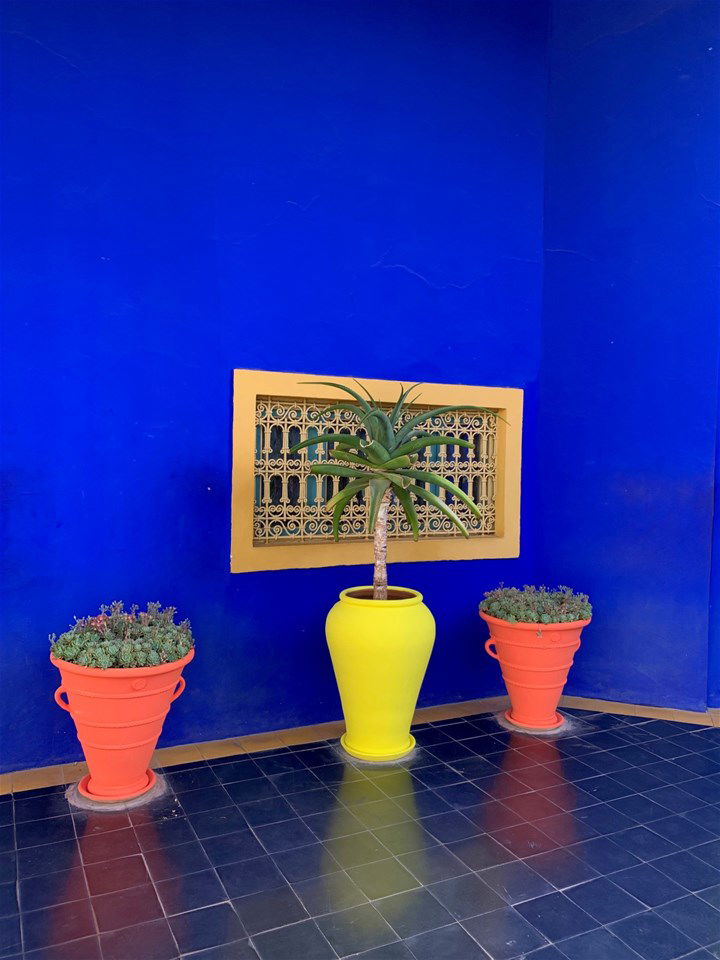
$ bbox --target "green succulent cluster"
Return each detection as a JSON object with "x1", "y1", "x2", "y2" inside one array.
[
  {"x1": 50, "y1": 602, "x2": 193, "y2": 669},
  {"x1": 480, "y1": 585, "x2": 592, "y2": 624}
]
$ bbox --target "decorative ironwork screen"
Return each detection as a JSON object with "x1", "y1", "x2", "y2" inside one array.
[{"x1": 254, "y1": 395, "x2": 497, "y2": 545}]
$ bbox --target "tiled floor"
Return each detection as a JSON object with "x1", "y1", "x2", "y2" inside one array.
[{"x1": 1, "y1": 709, "x2": 719, "y2": 960}]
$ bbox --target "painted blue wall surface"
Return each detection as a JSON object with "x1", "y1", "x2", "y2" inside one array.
[
  {"x1": 2, "y1": 1, "x2": 718, "y2": 772},
  {"x1": 1, "y1": 0, "x2": 548, "y2": 770},
  {"x1": 540, "y1": 0, "x2": 720, "y2": 710}
]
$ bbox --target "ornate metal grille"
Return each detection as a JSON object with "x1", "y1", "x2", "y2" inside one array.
[{"x1": 253, "y1": 395, "x2": 497, "y2": 545}]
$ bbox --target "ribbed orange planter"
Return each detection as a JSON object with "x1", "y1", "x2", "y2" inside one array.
[
  {"x1": 51, "y1": 649, "x2": 194, "y2": 802},
  {"x1": 480, "y1": 611, "x2": 590, "y2": 730}
]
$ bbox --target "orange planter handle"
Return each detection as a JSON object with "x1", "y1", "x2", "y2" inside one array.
[
  {"x1": 54, "y1": 687, "x2": 71, "y2": 711},
  {"x1": 484, "y1": 639, "x2": 500, "y2": 660},
  {"x1": 170, "y1": 676, "x2": 186, "y2": 702}
]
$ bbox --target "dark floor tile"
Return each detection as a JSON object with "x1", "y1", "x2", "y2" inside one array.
[
  {"x1": 0, "y1": 914, "x2": 20, "y2": 957},
  {"x1": 422, "y1": 810, "x2": 480, "y2": 844},
  {"x1": 224, "y1": 777, "x2": 279, "y2": 805},
  {"x1": 364, "y1": 770, "x2": 424, "y2": 800},
  {"x1": 579, "y1": 751, "x2": 632, "y2": 775},
  {"x1": 698, "y1": 884, "x2": 720, "y2": 909},
  {"x1": 413, "y1": 727, "x2": 454, "y2": 747},
  {"x1": 350, "y1": 799, "x2": 410, "y2": 831},
  {"x1": 91, "y1": 882, "x2": 163, "y2": 932},
  {"x1": 324, "y1": 832, "x2": 390, "y2": 869},
  {"x1": 685, "y1": 803, "x2": 720, "y2": 830},
  {"x1": 78, "y1": 827, "x2": 140, "y2": 865},
  {"x1": 565, "y1": 836, "x2": 641, "y2": 874},
  {"x1": 134, "y1": 816, "x2": 196, "y2": 851},
  {"x1": 201, "y1": 829, "x2": 265, "y2": 868},
  {"x1": 0, "y1": 852, "x2": 15, "y2": 885},
  {"x1": 371, "y1": 820, "x2": 438, "y2": 856},
  {"x1": 85, "y1": 854, "x2": 149, "y2": 896},
  {"x1": 293, "y1": 870, "x2": 367, "y2": 916},
  {"x1": 374, "y1": 887, "x2": 453, "y2": 939},
  {"x1": 491, "y1": 822, "x2": 559, "y2": 858},
  {"x1": 608, "y1": 794, "x2": 670, "y2": 824},
  {"x1": 127, "y1": 793, "x2": 184, "y2": 827},
  {"x1": 406, "y1": 921, "x2": 488, "y2": 959},
  {"x1": 179, "y1": 939, "x2": 256, "y2": 959},
  {"x1": 462, "y1": 905, "x2": 548, "y2": 959},
  {"x1": 22, "y1": 898, "x2": 95, "y2": 952},
  {"x1": 694, "y1": 839, "x2": 720, "y2": 868},
  {"x1": 645, "y1": 784, "x2": 706, "y2": 813},
  {"x1": 643, "y1": 738, "x2": 693, "y2": 760},
  {"x1": 0, "y1": 804, "x2": 11, "y2": 829},
  {"x1": 611, "y1": 863, "x2": 688, "y2": 907},
  {"x1": 412, "y1": 763, "x2": 464, "y2": 790},
  {"x1": 169, "y1": 902, "x2": 245, "y2": 954},
  {"x1": 653, "y1": 850, "x2": 720, "y2": 891},
  {"x1": 502, "y1": 793, "x2": 564, "y2": 823},
  {"x1": 610, "y1": 910, "x2": 696, "y2": 960},
  {"x1": 178, "y1": 785, "x2": 233, "y2": 815},
  {"x1": 535, "y1": 812, "x2": 599, "y2": 846},
  {"x1": 511, "y1": 765, "x2": 569, "y2": 792},
  {"x1": 524, "y1": 848, "x2": 598, "y2": 889},
  {"x1": 273, "y1": 840, "x2": 341, "y2": 882},
  {"x1": 611, "y1": 767, "x2": 666, "y2": 792},
  {"x1": 188, "y1": 806, "x2": 248, "y2": 839},
  {"x1": 331, "y1": 779, "x2": 389, "y2": 808},
  {"x1": 675, "y1": 754, "x2": 720, "y2": 777},
  {"x1": 24, "y1": 934, "x2": 101, "y2": 960},
  {"x1": 145, "y1": 839, "x2": 212, "y2": 881},
  {"x1": 312, "y1": 763, "x2": 366, "y2": 787},
  {"x1": 610, "y1": 826, "x2": 680, "y2": 861},
  {"x1": 557, "y1": 927, "x2": 646, "y2": 960},
  {"x1": 0, "y1": 883, "x2": 16, "y2": 920},
  {"x1": 473, "y1": 772, "x2": 532, "y2": 800},
  {"x1": 433, "y1": 781, "x2": 488, "y2": 810},
  {"x1": 254, "y1": 752, "x2": 307, "y2": 776},
  {"x1": 255, "y1": 817, "x2": 316, "y2": 853},
  {"x1": 316, "y1": 903, "x2": 398, "y2": 957},
  {"x1": 15, "y1": 815, "x2": 75, "y2": 850},
  {"x1": 398, "y1": 845, "x2": 469, "y2": 885},
  {"x1": 459, "y1": 805, "x2": 520, "y2": 839},
  {"x1": 429, "y1": 871, "x2": 505, "y2": 919},
  {"x1": 642, "y1": 760, "x2": 697, "y2": 784},
  {"x1": 19, "y1": 866, "x2": 88, "y2": 912},
  {"x1": 446, "y1": 834, "x2": 517, "y2": 871},
  {"x1": 347, "y1": 858, "x2": 419, "y2": 900},
  {"x1": 480, "y1": 859, "x2": 555, "y2": 905},
  {"x1": 288, "y1": 788, "x2": 339, "y2": 817},
  {"x1": 303, "y1": 807, "x2": 365, "y2": 841},
  {"x1": 268, "y1": 769, "x2": 322, "y2": 795},
  {"x1": 573, "y1": 803, "x2": 636, "y2": 835},
  {"x1": 564, "y1": 876, "x2": 646, "y2": 923},
  {"x1": 238, "y1": 796, "x2": 295, "y2": 828},
  {"x1": 233, "y1": 884, "x2": 307, "y2": 935},
  {"x1": 253, "y1": 918, "x2": 335, "y2": 960},
  {"x1": 100, "y1": 920, "x2": 178, "y2": 960},
  {"x1": 649, "y1": 814, "x2": 716, "y2": 848},
  {"x1": 427, "y1": 741, "x2": 475, "y2": 764},
  {"x1": 298, "y1": 746, "x2": 342, "y2": 767},
  {"x1": 394, "y1": 789, "x2": 452, "y2": 819},
  {"x1": 13, "y1": 793, "x2": 71, "y2": 823},
  {"x1": 217, "y1": 854, "x2": 285, "y2": 898},
  {"x1": 156, "y1": 869, "x2": 227, "y2": 915},
  {"x1": 165, "y1": 766, "x2": 219, "y2": 794},
  {"x1": 212, "y1": 759, "x2": 263, "y2": 784},
  {"x1": 657, "y1": 894, "x2": 720, "y2": 945},
  {"x1": 515, "y1": 891, "x2": 598, "y2": 941}
]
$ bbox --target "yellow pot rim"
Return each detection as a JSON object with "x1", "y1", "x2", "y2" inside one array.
[{"x1": 338, "y1": 586, "x2": 424, "y2": 607}]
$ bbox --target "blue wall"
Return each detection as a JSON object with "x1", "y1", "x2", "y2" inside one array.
[
  {"x1": 1, "y1": 0, "x2": 548, "y2": 771},
  {"x1": 540, "y1": 0, "x2": 720, "y2": 710}
]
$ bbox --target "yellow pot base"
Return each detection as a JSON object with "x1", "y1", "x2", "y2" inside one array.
[{"x1": 340, "y1": 733, "x2": 416, "y2": 763}]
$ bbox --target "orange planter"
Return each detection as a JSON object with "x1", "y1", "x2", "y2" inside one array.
[
  {"x1": 51, "y1": 649, "x2": 194, "y2": 802},
  {"x1": 480, "y1": 611, "x2": 589, "y2": 730}
]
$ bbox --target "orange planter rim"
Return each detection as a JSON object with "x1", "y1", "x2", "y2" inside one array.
[
  {"x1": 479, "y1": 611, "x2": 591, "y2": 631},
  {"x1": 50, "y1": 647, "x2": 195, "y2": 677}
]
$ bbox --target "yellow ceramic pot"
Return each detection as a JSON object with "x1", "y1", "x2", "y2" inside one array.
[{"x1": 326, "y1": 586, "x2": 435, "y2": 761}]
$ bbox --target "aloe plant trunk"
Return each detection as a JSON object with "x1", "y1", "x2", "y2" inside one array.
[{"x1": 373, "y1": 488, "x2": 392, "y2": 600}]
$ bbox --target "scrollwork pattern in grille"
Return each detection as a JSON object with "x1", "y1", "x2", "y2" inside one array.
[{"x1": 254, "y1": 395, "x2": 496, "y2": 545}]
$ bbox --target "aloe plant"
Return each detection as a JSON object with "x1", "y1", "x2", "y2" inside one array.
[{"x1": 290, "y1": 381, "x2": 498, "y2": 600}]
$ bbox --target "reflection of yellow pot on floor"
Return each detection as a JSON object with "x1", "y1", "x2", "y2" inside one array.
[
  {"x1": 326, "y1": 586, "x2": 435, "y2": 761},
  {"x1": 289, "y1": 379, "x2": 500, "y2": 763}
]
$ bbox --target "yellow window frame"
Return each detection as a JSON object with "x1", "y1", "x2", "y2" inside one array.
[{"x1": 231, "y1": 369, "x2": 523, "y2": 573}]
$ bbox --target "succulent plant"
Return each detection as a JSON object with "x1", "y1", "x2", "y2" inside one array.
[
  {"x1": 50, "y1": 602, "x2": 193, "y2": 668},
  {"x1": 290, "y1": 381, "x2": 499, "y2": 599},
  {"x1": 480, "y1": 585, "x2": 592, "y2": 624}
]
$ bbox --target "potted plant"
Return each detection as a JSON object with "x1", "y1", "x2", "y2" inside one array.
[
  {"x1": 290, "y1": 381, "x2": 497, "y2": 761},
  {"x1": 50, "y1": 602, "x2": 194, "y2": 801},
  {"x1": 480, "y1": 585, "x2": 591, "y2": 730}
]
